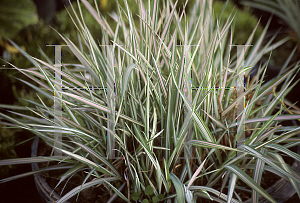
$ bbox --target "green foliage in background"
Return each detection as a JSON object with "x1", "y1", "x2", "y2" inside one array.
[
  {"x1": 213, "y1": 0, "x2": 263, "y2": 43},
  {"x1": 0, "y1": 124, "x2": 17, "y2": 177},
  {"x1": 242, "y1": 0, "x2": 300, "y2": 41},
  {"x1": 241, "y1": 0, "x2": 300, "y2": 67},
  {"x1": 0, "y1": 0, "x2": 38, "y2": 39}
]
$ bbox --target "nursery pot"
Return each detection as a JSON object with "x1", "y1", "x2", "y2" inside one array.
[
  {"x1": 32, "y1": 131, "x2": 300, "y2": 203},
  {"x1": 244, "y1": 62, "x2": 300, "y2": 202},
  {"x1": 31, "y1": 136, "x2": 126, "y2": 203},
  {"x1": 31, "y1": 136, "x2": 70, "y2": 203},
  {"x1": 244, "y1": 121, "x2": 300, "y2": 203},
  {"x1": 244, "y1": 146, "x2": 300, "y2": 203}
]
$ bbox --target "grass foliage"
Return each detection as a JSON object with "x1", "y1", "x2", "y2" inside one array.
[
  {"x1": 242, "y1": 0, "x2": 300, "y2": 41},
  {"x1": 1, "y1": 0, "x2": 300, "y2": 202}
]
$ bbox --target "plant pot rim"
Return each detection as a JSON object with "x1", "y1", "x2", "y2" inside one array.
[{"x1": 31, "y1": 136, "x2": 70, "y2": 203}]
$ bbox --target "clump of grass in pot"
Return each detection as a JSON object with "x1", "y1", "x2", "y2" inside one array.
[{"x1": 1, "y1": 0, "x2": 300, "y2": 202}]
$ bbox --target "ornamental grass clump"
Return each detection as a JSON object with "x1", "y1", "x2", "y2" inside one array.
[{"x1": 1, "y1": 0, "x2": 300, "y2": 202}]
